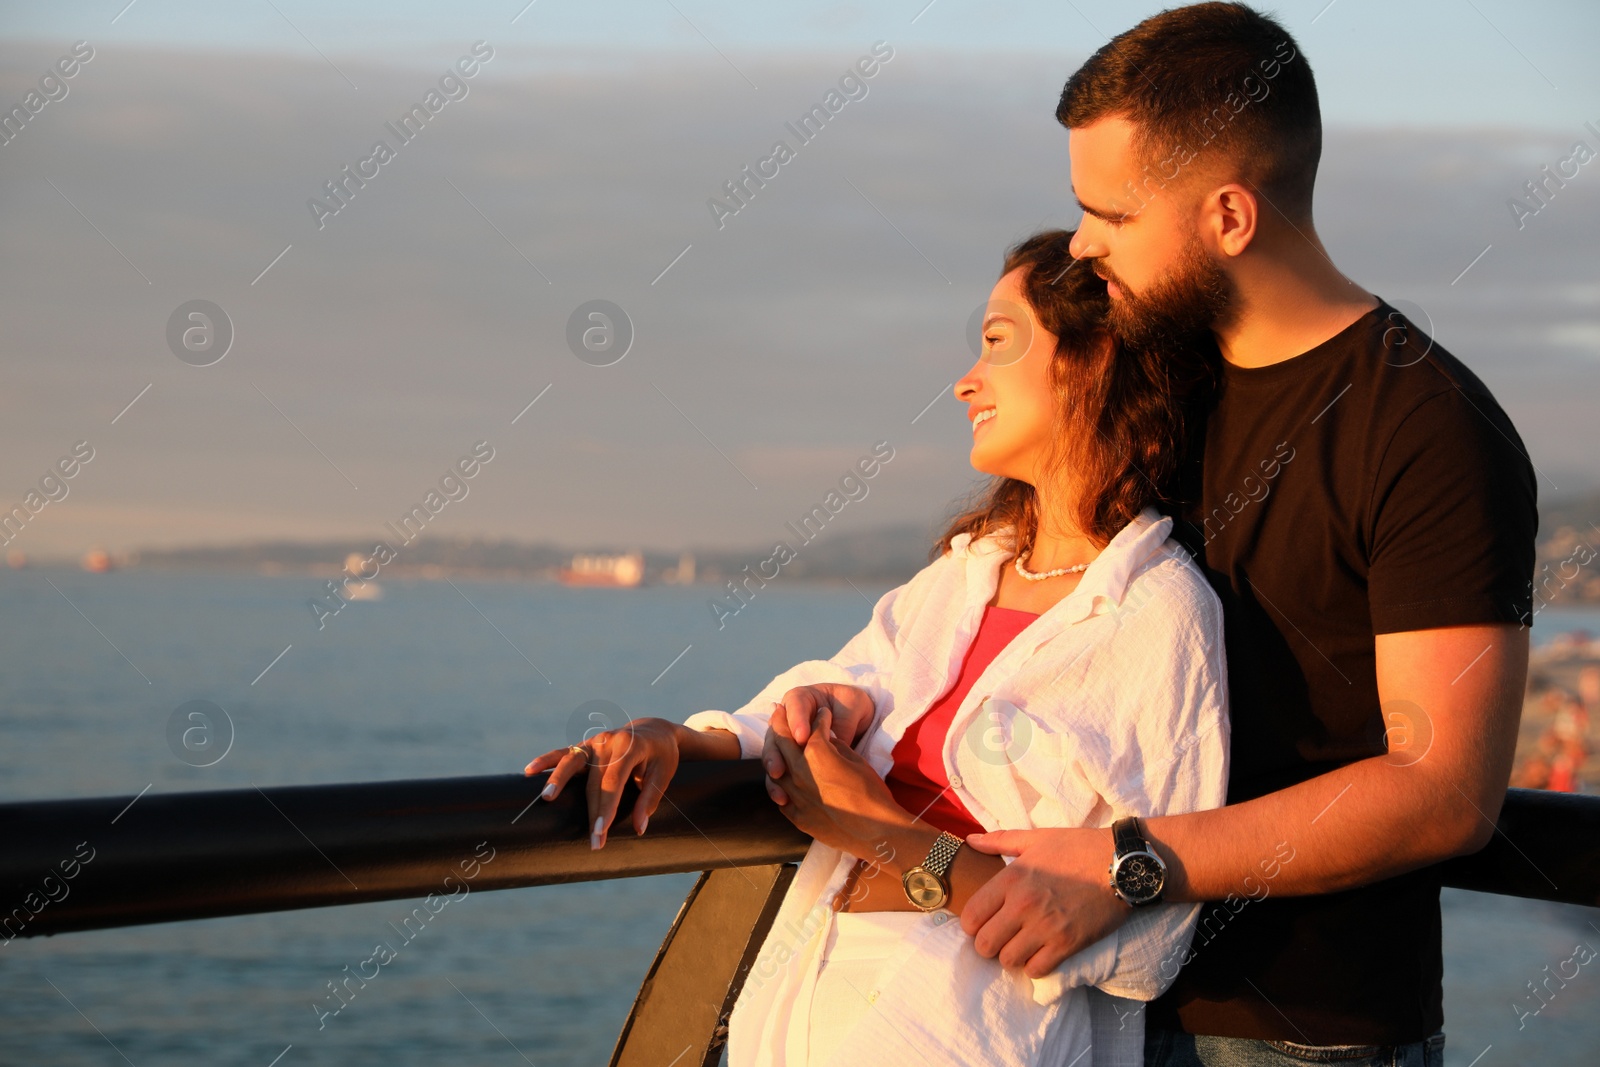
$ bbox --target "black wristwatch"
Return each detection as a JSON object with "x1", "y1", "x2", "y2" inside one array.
[{"x1": 1108, "y1": 816, "x2": 1167, "y2": 906}]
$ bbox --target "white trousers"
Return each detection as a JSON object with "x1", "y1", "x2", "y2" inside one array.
[{"x1": 804, "y1": 910, "x2": 924, "y2": 1067}]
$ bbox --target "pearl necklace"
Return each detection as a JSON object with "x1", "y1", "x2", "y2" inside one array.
[{"x1": 1013, "y1": 550, "x2": 1092, "y2": 582}]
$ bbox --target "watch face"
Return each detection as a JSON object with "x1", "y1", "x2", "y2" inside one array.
[
  {"x1": 1114, "y1": 852, "x2": 1165, "y2": 903},
  {"x1": 904, "y1": 868, "x2": 947, "y2": 910}
]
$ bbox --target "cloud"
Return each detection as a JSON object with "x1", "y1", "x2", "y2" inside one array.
[{"x1": 1, "y1": 46, "x2": 1596, "y2": 558}]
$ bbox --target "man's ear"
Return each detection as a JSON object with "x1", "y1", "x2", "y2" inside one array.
[{"x1": 1209, "y1": 182, "x2": 1259, "y2": 258}]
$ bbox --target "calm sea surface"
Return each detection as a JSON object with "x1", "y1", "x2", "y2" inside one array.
[{"x1": 1, "y1": 571, "x2": 1596, "y2": 1066}]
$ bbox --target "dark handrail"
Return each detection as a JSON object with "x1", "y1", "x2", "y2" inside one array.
[
  {"x1": 1, "y1": 761, "x2": 807, "y2": 940},
  {"x1": 2, "y1": 767, "x2": 1595, "y2": 941}
]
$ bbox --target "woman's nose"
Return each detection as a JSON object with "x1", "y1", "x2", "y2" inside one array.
[{"x1": 954, "y1": 363, "x2": 983, "y2": 401}]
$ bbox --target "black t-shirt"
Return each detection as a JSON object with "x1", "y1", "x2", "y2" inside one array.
[{"x1": 1148, "y1": 301, "x2": 1538, "y2": 1045}]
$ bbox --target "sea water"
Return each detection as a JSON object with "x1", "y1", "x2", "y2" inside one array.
[{"x1": 0, "y1": 570, "x2": 1595, "y2": 1065}]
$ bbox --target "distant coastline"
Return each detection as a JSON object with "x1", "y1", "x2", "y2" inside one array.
[
  {"x1": 53, "y1": 522, "x2": 942, "y2": 587},
  {"x1": 12, "y1": 490, "x2": 1600, "y2": 605}
]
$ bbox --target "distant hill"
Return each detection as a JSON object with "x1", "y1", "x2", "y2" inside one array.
[
  {"x1": 117, "y1": 492, "x2": 1600, "y2": 600},
  {"x1": 1535, "y1": 492, "x2": 1600, "y2": 608},
  {"x1": 130, "y1": 521, "x2": 945, "y2": 586},
  {"x1": 1541, "y1": 492, "x2": 1600, "y2": 541}
]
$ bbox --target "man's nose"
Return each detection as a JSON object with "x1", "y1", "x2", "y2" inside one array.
[{"x1": 1069, "y1": 228, "x2": 1103, "y2": 260}]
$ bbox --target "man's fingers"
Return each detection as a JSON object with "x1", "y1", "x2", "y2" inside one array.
[
  {"x1": 998, "y1": 923, "x2": 1052, "y2": 971},
  {"x1": 959, "y1": 868, "x2": 1008, "y2": 938},
  {"x1": 964, "y1": 829, "x2": 1031, "y2": 857},
  {"x1": 1022, "y1": 939, "x2": 1071, "y2": 980},
  {"x1": 970, "y1": 902, "x2": 1026, "y2": 962}
]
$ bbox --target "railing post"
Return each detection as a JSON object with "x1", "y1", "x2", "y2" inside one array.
[{"x1": 608, "y1": 863, "x2": 798, "y2": 1067}]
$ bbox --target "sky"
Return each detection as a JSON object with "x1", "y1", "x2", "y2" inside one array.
[{"x1": 1, "y1": 0, "x2": 1597, "y2": 560}]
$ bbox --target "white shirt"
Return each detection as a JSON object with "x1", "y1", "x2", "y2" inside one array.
[{"x1": 684, "y1": 507, "x2": 1230, "y2": 1067}]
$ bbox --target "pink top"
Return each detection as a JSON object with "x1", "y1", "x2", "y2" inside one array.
[{"x1": 885, "y1": 605, "x2": 1039, "y2": 838}]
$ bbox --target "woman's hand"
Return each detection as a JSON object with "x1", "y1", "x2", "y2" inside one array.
[
  {"x1": 761, "y1": 683, "x2": 878, "y2": 804},
  {"x1": 765, "y1": 707, "x2": 915, "y2": 860},
  {"x1": 523, "y1": 717, "x2": 738, "y2": 849}
]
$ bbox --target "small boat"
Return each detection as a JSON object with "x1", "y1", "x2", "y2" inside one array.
[{"x1": 342, "y1": 552, "x2": 384, "y2": 600}]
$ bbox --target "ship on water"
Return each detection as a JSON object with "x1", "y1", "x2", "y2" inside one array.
[
  {"x1": 558, "y1": 550, "x2": 645, "y2": 587},
  {"x1": 341, "y1": 552, "x2": 384, "y2": 600}
]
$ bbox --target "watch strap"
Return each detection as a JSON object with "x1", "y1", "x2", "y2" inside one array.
[
  {"x1": 921, "y1": 830, "x2": 964, "y2": 879},
  {"x1": 1112, "y1": 815, "x2": 1145, "y2": 857}
]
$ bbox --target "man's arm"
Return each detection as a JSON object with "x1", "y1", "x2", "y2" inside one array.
[
  {"x1": 961, "y1": 622, "x2": 1527, "y2": 976},
  {"x1": 1148, "y1": 622, "x2": 1526, "y2": 900}
]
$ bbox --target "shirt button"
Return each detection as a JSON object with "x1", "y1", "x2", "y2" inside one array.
[
  {"x1": 868, "y1": 990, "x2": 879, "y2": 1003},
  {"x1": 948, "y1": 773, "x2": 963, "y2": 788}
]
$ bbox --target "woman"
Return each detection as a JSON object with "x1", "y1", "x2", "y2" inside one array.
[{"x1": 524, "y1": 230, "x2": 1228, "y2": 1066}]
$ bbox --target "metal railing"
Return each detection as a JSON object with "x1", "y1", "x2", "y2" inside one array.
[{"x1": 3, "y1": 765, "x2": 1596, "y2": 1064}]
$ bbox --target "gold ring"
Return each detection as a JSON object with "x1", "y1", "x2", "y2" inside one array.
[{"x1": 567, "y1": 745, "x2": 589, "y2": 761}]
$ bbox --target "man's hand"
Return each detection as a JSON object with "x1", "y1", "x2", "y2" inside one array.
[
  {"x1": 761, "y1": 684, "x2": 877, "y2": 804},
  {"x1": 960, "y1": 826, "x2": 1128, "y2": 978}
]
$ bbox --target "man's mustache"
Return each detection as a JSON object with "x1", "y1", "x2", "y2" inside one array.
[{"x1": 1094, "y1": 265, "x2": 1126, "y2": 291}]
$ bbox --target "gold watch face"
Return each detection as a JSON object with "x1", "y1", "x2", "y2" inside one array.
[{"x1": 903, "y1": 868, "x2": 947, "y2": 910}]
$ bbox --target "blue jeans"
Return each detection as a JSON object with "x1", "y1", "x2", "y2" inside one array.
[{"x1": 1145, "y1": 1028, "x2": 1446, "y2": 1066}]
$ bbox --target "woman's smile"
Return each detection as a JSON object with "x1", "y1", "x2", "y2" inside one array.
[{"x1": 970, "y1": 407, "x2": 997, "y2": 434}]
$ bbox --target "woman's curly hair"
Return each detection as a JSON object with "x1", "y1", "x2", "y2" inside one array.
[{"x1": 936, "y1": 229, "x2": 1215, "y2": 560}]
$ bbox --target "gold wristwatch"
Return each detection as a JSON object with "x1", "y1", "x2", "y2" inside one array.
[{"x1": 902, "y1": 830, "x2": 964, "y2": 911}]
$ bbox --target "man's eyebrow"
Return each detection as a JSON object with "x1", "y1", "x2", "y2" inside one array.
[{"x1": 1072, "y1": 192, "x2": 1122, "y2": 222}]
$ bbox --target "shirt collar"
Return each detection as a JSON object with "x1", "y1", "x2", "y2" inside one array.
[{"x1": 954, "y1": 507, "x2": 1176, "y2": 626}]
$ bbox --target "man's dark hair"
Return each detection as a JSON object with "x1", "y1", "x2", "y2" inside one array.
[{"x1": 1057, "y1": 3, "x2": 1321, "y2": 219}]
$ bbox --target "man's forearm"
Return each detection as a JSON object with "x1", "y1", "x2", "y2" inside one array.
[
  {"x1": 1143, "y1": 755, "x2": 1498, "y2": 902},
  {"x1": 1148, "y1": 624, "x2": 1526, "y2": 903}
]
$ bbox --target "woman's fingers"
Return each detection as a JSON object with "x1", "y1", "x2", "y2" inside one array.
[
  {"x1": 763, "y1": 705, "x2": 791, "y2": 780},
  {"x1": 771, "y1": 726, "x2": 816, "y2": 802},
  {"x1": 587, "y1": 743, "x2": 625, "y2": 849},
  {"x1": 523, "y1": 747, "x2": 569, "y2": 777},
  {"x1": 628, "y1": 751, "x2": 675, "y2": 835},
  {"x1": 765, "y1": 776, "x2": 790, "y2": 806},
  {"x1": 535, "y1": 748, "x2": 589, "y2": 800},
  {"x1": 589, "y1": 729, "x2": 663, "y2": 849},
  {"x1": 781, "y1": 687, "x2": 821, "y2": 745}
]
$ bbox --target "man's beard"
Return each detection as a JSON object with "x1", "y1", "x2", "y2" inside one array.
[{"x1": 1098, "y1": 236, "x2": 1233, "y2": 352}]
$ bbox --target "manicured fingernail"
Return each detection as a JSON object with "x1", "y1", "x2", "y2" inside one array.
[
  {"x1": 637, "y1": 814, "x2": 648, "y2": 836},
  {"x1": 591, "y1": 816, "x2": 605, "y2": 850},
  {"x1": 542, "y1": 782, "x2": 558, "y2": 799}
]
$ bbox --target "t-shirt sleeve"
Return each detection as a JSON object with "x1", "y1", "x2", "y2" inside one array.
[{"x1": 1366, "y1": 387, "x2": 1537, "y2": 634}]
